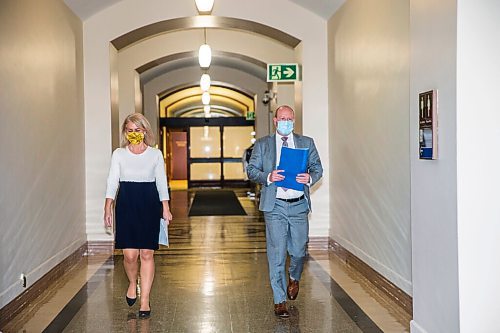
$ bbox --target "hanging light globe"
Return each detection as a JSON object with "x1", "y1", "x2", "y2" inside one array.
[
  {"x1": 195, "y1": 0, "x2": 214, "y2": 14},
  {"x1": 200, "y1": 74, "x2": 211, "y2": 91},
  {"x1": 202, "y1": 92, "x2": 211, "y2": 105},
  {"x1": 198, "y1": 44, "x2": 212, "y2": 68},
  {"x1": 204, "y1": 105, "x2": 211, "y2": 118}
]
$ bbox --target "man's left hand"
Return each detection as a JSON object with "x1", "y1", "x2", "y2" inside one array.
[{"x1": 296, "y1": 173, "x2": 310, "y2": 184}]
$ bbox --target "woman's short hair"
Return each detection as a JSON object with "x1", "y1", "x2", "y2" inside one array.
[{"x1": 120, "y1": 113, "x2": 155, "y2": 147}]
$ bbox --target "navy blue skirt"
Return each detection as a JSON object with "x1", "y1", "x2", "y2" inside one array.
[{"x1": 115, "y1": 181, "x2": 162, "y2": 250}]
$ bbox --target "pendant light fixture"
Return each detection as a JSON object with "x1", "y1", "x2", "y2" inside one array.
[
  {"x1": 196, "y1": 0, "x2": 214, "y2": 118},
  {"x1": 195, "y1": 0, "x2": 214, "y2": 14},
  {"x1": 204, "y1": 105, "x2": 211, "y2": 118},
  {"x1": 200, "y1": 73, "x2": 211, "y2": 91},
  {"x1": 198, "y1": 29, "x2": 212, "y2": 68},
  {"x1": 198, "y1": 44, "x2": 211, "y2": 68},
  {"x1": 202, "y1": 91, "x2": 211, "y2": 105}
]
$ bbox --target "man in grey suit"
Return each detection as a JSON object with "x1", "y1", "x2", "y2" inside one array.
[{"x1": 247, "y1": 105, "x2": 323, "y2": 318}]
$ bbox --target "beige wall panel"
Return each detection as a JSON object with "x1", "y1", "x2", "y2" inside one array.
[
  {"x1": 0, "y1": 0, "x2": 86, "y2": 308},
  {"x1": 328, "y1": 0, "x2": 411, "y2": 294}
]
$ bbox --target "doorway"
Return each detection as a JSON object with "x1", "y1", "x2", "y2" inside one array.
[
  {"x1": 166, "y1": 130, "x2": 188, "y2": 190},
  {"x1": 161, "y1": 117, "x2": 255, "y2": 188}
]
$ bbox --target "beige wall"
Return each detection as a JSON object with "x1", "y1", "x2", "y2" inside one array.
[
  {"x1": 0, "y1": 0, "x2": 86, "y2": 308},
  {"x1": 328, "y1": 0, "x2": 411, "y2": 293}
]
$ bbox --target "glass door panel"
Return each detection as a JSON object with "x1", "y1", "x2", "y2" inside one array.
[
  {"x1": 190, "y1": 126, "x2": 220, "y2": 158},
  {"x1": 223, "y1": 126, "x2": 254, "y2": 158},
  {"x1": 190, "y1": 163, "x2": 221, "y2": 181},
  {"x1": 223, "y1": 163, "x2": 246, "y2": 180}
]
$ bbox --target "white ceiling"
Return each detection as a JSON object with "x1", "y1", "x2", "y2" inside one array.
[
  {"x1": 63, "y1": 0, "x2": 345, "y2": 87},
  {"x1": 140, "y1": 55, "x2": 266, "y2": 85},
  {"x1": 288, "y1": 0, "x2": 345, "y2": 20},
  {"x1": 64, "y1": 0, "x2": 122, "y2": 20},
  {"x1": 64, "y1": 0, "x2": 345, "y2": 21}
]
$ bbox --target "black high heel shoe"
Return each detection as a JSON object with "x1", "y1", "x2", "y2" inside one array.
[
  {"x1": 138, "y1": 303, "x2": 151, "y2": 319},
  {"x1": 126, "y1": 295, "x2": 137, "y2": 307}
]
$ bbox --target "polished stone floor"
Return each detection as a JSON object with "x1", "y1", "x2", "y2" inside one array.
[{"x1": 3, "y1": 189, "x2": 410, "y2": 333}]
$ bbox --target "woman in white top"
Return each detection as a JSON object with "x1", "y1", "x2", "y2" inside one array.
[{"x1": 104, "y1": 113, "x2": 172, "y2": 318}]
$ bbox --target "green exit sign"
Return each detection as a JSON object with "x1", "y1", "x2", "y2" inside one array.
[{"x1": 267, "y1": 63, "x2": 300, "y2": 82}]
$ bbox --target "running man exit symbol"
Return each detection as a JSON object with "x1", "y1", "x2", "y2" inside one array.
[{"x1": 267, "y1": 64, "x2": 300, "y2": 82}]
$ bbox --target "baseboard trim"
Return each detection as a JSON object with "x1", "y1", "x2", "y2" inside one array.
[
  {"x1": 0, "y1": 243, "x2": 87, "y2": 328},
  {"x1": 410, "y1": 320, "x2": 428, "y2": 333},
  {"x1": 329, "y1": 238, "x2": 413, "y2": 316},
  {"x1": 86, "y1": 241, "x2": 114, "y2": 255},
  {"x1": 308, "y1": 236, "x2": 330, "y2": 251}
]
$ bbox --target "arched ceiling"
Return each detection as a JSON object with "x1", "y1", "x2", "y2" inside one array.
[
  {"x1": 119, "y1": 23, "x2": 287, "y2": 121},
  {"x1": 159, "y1": 85, "x2": 254, "y2": 118},
  {"x1": 139, "y1": 53, "x2": 266, "y2": 85},
  {"x1": 64, "y1": 0, "x2": 345, "y2": 21},
  {"x1": 67, "y1": 0, "x2": 319, "y2": 121}
]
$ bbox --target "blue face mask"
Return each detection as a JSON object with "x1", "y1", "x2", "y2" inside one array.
[{"x1": 277, "y1": 120, "x2": 294, "y2": 136}]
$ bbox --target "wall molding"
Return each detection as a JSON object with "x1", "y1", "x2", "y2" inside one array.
[
  {"x1": 111, "y1": 16, "x2": 301, "y2": 50},
  {"x1": 410, "y1": 319, "x2": 428, "y2": 333},
  {"x1": 0, "y1": 243, "x2": 87, "y2": 328},
  {"x1": 329, "y1": 238, "x2": 413, "y2": 316},
  {"x1": 0, "y1": 241, "x2": 114, "y2": 328},
  {"x1": 86, "y1": 241, "x2": 114, "y2": 255},
  {"x1": 308, "y1": 236, "x2": 330, "y2": 251}
]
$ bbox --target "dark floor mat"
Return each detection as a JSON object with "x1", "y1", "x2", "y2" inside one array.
[{"x1": 188, "y1": 190, "x2": 247, "y2": 216}]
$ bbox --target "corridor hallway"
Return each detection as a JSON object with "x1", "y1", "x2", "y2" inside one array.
[{"x1": 4, "y1": 189, "x2": 410, "y2": 332}]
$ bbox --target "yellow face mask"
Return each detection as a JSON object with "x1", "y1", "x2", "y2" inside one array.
[{"x1": 126, "y1": 132, "x2": 145, "y2": 145}]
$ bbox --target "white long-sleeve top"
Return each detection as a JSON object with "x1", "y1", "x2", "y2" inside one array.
[{"x1": 105, "y1": 146, "x2": 170, "y2": 201}]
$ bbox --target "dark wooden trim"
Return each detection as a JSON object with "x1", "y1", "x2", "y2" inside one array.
[
  {"x1": 161, "y1": 116, "x2": 254, "y2": 127},
  {"x1": 0, "y1": 243, "x2": 87, "y2": 328},
  {"x1": 220, "y1": 126, "x2": 224, "y2": 183},
  {"x1": 329, "y1": 238, "x2": 413, "y2": 316},
  {"x1": 307, "y1": 236, "x2": 330, "y2": 251},
  {"x1": 86, "y1": 241, "x2": 114, "y2": 255},
  {"x1": 190, "y1": 157, "x2": 243, "y2": 163}
]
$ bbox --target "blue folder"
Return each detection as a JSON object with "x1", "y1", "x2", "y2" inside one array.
[{"x1": 275, "y1": 147, "x2": 309, "y2": 191}]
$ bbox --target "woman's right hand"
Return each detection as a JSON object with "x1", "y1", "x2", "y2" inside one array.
[
  {"x1": 104, "y1": 209, "x2": 113, "y2": 228},
  {"x1": 104, "y1": 198, "x2": 114, "y2": 229}
]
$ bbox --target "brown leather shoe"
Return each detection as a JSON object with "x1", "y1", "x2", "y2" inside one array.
[
  {"x1": 287, "y1": 279, "x2": 299, "y2": 300},
  {"x1": 274, "y1": 302, "x2": 290, "y2": 318}
]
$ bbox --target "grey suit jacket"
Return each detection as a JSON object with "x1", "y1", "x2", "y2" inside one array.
[{"x1": 246, "y1": 133, "x2": 323, "y2": 212}]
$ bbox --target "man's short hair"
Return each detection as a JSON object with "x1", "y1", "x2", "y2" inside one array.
[{"x1": 274, "y1": 105, "x2": 294, "y2": 118}]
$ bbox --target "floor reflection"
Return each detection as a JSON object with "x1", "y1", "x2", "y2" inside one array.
[
  {"x1": 126, "y1": 313, "x2": 150, "y2": 333},
  {"x1": 4, "y1": 189, "x2": 407, "y2": 332}
]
